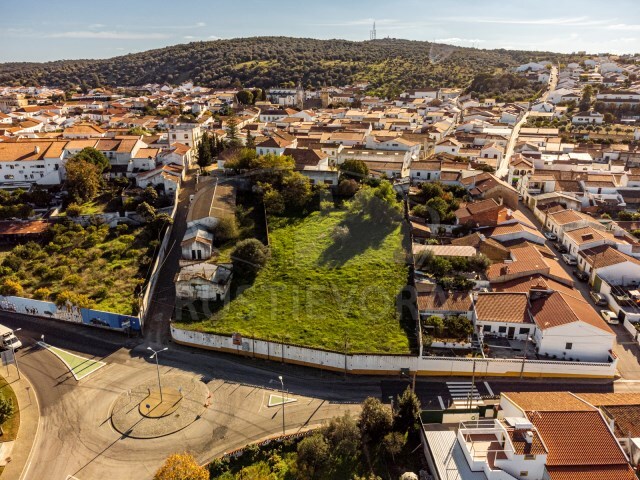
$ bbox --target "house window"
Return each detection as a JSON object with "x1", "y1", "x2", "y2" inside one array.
[
  {"x1": 520, "y1": 472, "x2": 528, "y2": 477},
  {"x1": 519, "y1": 327, "x2": 530, "y2": 335},
  {"x1": 565, "y1": 342, "x2": 573, "y2": 350},
  {"x1": 483, "y1": 325, "x2": 491, "y2": 332},
  {"x1": 184, "y1": 134, "x2": 188, "y2": 139},
  {"x1": 498, "y1": 326, "x2": 507, "y2": 333},
  {"x1": 416, "y1": 172, "x2": 421, "y2": 177},
  {"x1": 524, "y1": 455, "x2": 536, "y2": 461}
]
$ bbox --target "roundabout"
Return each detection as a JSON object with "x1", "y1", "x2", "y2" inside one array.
[{"x1": 111, "y1": 374, "x2": 209, "y2": 439}]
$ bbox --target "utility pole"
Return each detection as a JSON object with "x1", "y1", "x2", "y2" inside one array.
[
  {"x1": 148, "y1": 347, "x2": 168, "y2": 402},
  {"x1": 520, "y1": 336, "x2": 531, "y2": 379},
  {"x1": 11, "y1": 328, "x2": 21, "y2": 380},
  {"x1": 468, "y1": 358, "x2": 476, "y2": 410}
]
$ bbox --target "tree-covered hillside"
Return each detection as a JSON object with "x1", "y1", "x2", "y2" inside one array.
[{"x1": 0, "y1": 37, "x2": 577, "y2": 95}]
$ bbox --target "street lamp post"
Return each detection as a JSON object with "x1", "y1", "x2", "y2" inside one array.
[
  {"x1": 278, "y1": 375, "x2": 285, "y2": 435},
  {"x1": 520, "y1": 336, "x2": 532, "y2": 379},
  {"x1": 11, "y1": 328, "x2": 21, "y2": 380},
  {"x1": 148, "y1": 347, "x2": 168, "y2": 401}
]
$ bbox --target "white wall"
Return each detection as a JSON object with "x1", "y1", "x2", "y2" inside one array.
[
  {"x1": 536, "y1": 322, "x2": 614, "y2": 362},
  {"x1": 171, "y1": 326, "x2": 617, "y2": 378}
]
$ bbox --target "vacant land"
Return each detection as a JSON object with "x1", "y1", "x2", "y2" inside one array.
[
  {"x1": 178, "y1": 210, "x2": 411, "y2": 353},
  {"x1": 0, "y1": 222, "x2": 150, "y2": 315},
  {"x1": 0, "y1": 376, "x2": 19, "y2": 440}
]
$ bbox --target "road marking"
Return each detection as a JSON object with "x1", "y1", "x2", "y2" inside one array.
[
  {"x1": 437, "y1": 395, "x2": 445, "y2": 409},
  {"x1": 446, "y1": 382, "x2": 484, "y2": 409},
  {"x1": 38, "y1": 342, "x2": 106, "y2": 380},
  {"x1": 66, "y1": 476, "x2": 80, "y2": 480},
  {"x1": 484, "y1": 381, "x2": 494, "y2": 396},
  {"x1": 19, "y1": 372, "x2": 41, "y2": 480},
  {"x1": 267, "y1": 394, "x2": 296, "y2": 407}
]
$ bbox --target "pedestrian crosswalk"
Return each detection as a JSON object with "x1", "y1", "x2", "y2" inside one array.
[{"x1": 447, "y1": 381, "x2": 483, "y2": 409}]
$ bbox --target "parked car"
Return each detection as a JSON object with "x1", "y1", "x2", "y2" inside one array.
[
  {"x1": 573, "y1": 269, "x2": 589, "y2": 282},
  {"x1": 590, "y1": 291, "x2": 608, "y2": 306},
  {"x1": 600, "y1": 310, "x2": 620, "y2": 325},
  {"x1": 553, "y1": 242, "x2": 567, "y2": 253},
  {"x1": 544, "y1": 231, "x2": 557, "y2": 241},
  {"x1": 561, "y1": 253, "x2": 577, "y2": 265}
]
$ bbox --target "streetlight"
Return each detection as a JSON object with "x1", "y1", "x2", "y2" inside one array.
[
  {"x1": 278, "y1": 375, "x2": 285, "y2": 435},
  {"x1": 11, "y1": 328, "x2": 21, "y2": 380},
  {"x1": 148, "y1": 347, "x2": 168, "y2": 401},
  {"x1": 520, "y1": 336, "x2": 532, "y2": 379},
  {"x1": 40, "y1": 334, "x2": 44, "y2": 345}
]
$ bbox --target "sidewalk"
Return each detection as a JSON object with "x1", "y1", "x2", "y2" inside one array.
[{"x1": 2, "y1": 364, "x2": 39, "y2": 480}]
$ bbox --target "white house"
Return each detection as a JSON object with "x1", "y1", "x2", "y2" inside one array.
[
  {"x1": 181, "y1": 226, "x2": 214, "y2": 261},
  {"x1": 530, "y1": 289, "x2": 615, "y2": 362},
  {"x1": 474, "y1": 292, "x2": 534, "y2": 341},
  {"x1": 572, "y1": 111, "x2": 604, "y2": 125}
]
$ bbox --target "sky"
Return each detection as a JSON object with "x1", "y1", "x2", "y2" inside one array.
[{"x1": 1, "y1": 0, "x2": 639, "y2": 62}]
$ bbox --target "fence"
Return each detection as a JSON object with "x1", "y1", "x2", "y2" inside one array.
[
  {"x1": 171, "y1": 326, "x2": 617, "y2": 379},
  {"x1": 138, "y1": 183, "x2": 181, "y2": 328}
]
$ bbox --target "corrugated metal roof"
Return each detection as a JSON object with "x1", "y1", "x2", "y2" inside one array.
[{"x1": 424, "y1": 430, "x2": 487, "y2": 480}]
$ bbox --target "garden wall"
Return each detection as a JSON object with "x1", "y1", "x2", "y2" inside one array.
[{"x1": 171, "y1": 326, "x2": 617, "y2": 379}]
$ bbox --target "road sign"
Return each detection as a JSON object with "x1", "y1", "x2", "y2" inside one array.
[
  {"x1": 232, "y1": 333, "x2": 242, "y2": 346},
  {"x1": 0, "y1": 349, "x2": 14, "y2": 367}
]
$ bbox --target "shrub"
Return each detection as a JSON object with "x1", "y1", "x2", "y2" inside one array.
[
  {"x1": 0, "y1": 279, "x2": 22, "y2": 296},
  {"x1": 213, "y1": 216, "x2": 240, "y2": 244},
  {"x1": 337, "y1": 179, "x2": 359, "y2": 197},
  {"x1": 66, "y1": 203, "x2": 83, "y2": 217},
  {"x1": 231, "y1": 238, "x2": 270, "y2": 279},
  {"x1": 33, "y1": 287, "x2": 52, "y2": 300},
  {"x1": 2, "y1": 255, "x2": 22, "y2": 272}
]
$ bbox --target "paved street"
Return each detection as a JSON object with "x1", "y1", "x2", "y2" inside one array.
[{"x1": 496, "y1": 66, "x2": 557, "y2": 179}]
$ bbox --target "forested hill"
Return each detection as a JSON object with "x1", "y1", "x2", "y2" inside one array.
[{"x1": 0, "y1": 37, "x2": 575, "y2": 95}]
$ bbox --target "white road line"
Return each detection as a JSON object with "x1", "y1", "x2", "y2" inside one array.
[
  {"x1": 484, "y1": 381, "x2": 494, "y2": 396},
  {"x1": 438, "y1": 396, "x2": 445, "y2": 409}
]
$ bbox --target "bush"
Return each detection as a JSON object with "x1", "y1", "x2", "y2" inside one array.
[
  {"x1": 231, "y1": 239, "x2": 270, "y2": 279},
  {"x1": 336, "y1": 179, "x2": 359, "y2": 197},
  {"x1": 424, "y1": 315, "x2": 444, "y2": 336},
  {"x1": 66, "y1": 203, "x2": 83, "y2": 217},
  {"x1": 213, "y1": 216, "x2": 240, "y2": 244},
  {"x1": 33, "y1": 287, "x2": 52, "y2": 300},
  {"x1": 0, "y1": 279, "x2": 22, "y2": 296}
]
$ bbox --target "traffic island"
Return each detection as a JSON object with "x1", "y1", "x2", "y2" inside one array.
[{"x1": 111, "y1": 374, "x2": 208, "y2": 439}]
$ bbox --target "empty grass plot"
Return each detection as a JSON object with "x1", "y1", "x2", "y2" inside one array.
[
  {"x1": 39, "y1": 342, "x2": 106, "y2": 380},
  {"x1": 268, "y1": 394, "x2": 297, "y2": 407}
]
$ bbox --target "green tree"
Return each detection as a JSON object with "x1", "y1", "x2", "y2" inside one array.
[
  {"x1": 73, "y1": 147, "x2": 110, "y2": 173},
  {"x1": 340, "y1": 159, "x2": 369, "y2": 181},
  {"x1": 245, "y1": 130, "x2": 256, "y2": 149},
  {"x1": 196, "y1": 132, "x2": 212, "y2": 168},
  {"x1": 213, "y1": 216, "x2": 239, "y2": 243},
  {"x1": 281, "y1": 172, "x2": 312, "y2": 212},
  {"x1": 394, "y1": 387, "x2": 421, "y2": 435},
  {"x1": 231, "y1": 238, "x2": 270, "y2": 279},
  {"x1": 236, "y1": 89, "x2": 254, "y2": 105},
  {"x1": 382, "y1": 431, "x2": 405, "y2": 464},
  {"x1": 359, "y1": 397, "x2": 393, "y2": 448},
  {"x1": 321, "y1": 412, "x2": 361, "y2": 458},
  {"x1": 296, "y1": 434, "x2": 330, "y2": 479},
  {"x1": 136, "y1": 201, "x2": 157, "y2": 222},
  {"x1": 65, "y1": 157, "x2": 102, "y2": 203},
  {"x1": 424, "y1": 315, "x2": 444, "y2": 336},
  {"x1": 444, "y1": 315, "x2": 474, "y2": 340},
  {"x1": 225, "y1": 115, "x2": 242, "y2": 148},
  {"x1": 142, "y1": 186, "x2": 159, "y2": 206}
]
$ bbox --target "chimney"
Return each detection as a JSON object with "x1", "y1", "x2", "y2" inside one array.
[
  {"x1": 34, "y1": 146, "x2": 40, "y2": 154},
  {"x1": 524, "y1": 431, "x2": 534, "y2": 444}
]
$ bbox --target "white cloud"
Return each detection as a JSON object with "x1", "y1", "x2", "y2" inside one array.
[
  {"x1": 88, "y1": 23, "x2": 105, "y2": 29},
  {"x1": 184, "y1": 35, "x2": 196, "y2": 39},
  {"x1": 48, "y1": 31, "x2": 170, "y2": 40},
  {"x1": 208, "y1": 35, "x2": 221, "y2": 40},
  {"x1": 607, "y1": 23, "x2": 640, "y2": 31},
  {"x1": 314, "y1": 18, "x2": 399, "y2": 27}
]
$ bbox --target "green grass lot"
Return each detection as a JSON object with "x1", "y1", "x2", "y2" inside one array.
[
  {"x1": 2, "y1": 223, "x2": 148, "y2": 315},
  {"x1": 178, "y1": 210, "x2": 411, "y2": 354}
]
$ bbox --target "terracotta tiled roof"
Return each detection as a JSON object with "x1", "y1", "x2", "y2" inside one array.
[
  {"x1": 491, "y1": 274, "x2": 575, "y2": 296},
  {"x1": 579, "y1": 245, "x2": 640, "y2": 269},
  {"x1": 547, "y1": 209, "x2": 591, "y2": 226},
  {"x1": 503, "y1": 424, "x2": 547, "y2": 455},
  {"x1": 504, "y1": 392, "x2": 594, "y2": 412},
  {"x1": 577, "y1": 393, "x2": 640, "y2": 407},
  {"x1": 417, "y1": 288, "x2": 472, "y2": 313},
  {"x1": 546, "y1": 465, "x2": 636, "y2": 480},
  {"x1": 530, "y1": 291, "x2": 614, "y2": 334},
  {"x1": 600, "y1": 404, "x2": 640, "y2": 438},
  {"x1": 474, "y1": 293, "x2": 531, "y2": 324},
  {"x1": 564, "y1": 226, "x2": 609, "y2": 246},
  {"x1": 528, "y1": 410, "x2": 628, "y2": 466}
]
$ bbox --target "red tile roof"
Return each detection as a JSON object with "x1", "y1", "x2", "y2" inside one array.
[{"x1": 474, "y1": 293, "x2": 531, "y2": 324}]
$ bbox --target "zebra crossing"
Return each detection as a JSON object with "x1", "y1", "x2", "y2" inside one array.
[{"x1": 446, "y1": 381, "x2": 484, "y2": 409}]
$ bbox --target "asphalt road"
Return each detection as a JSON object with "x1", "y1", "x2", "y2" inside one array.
[{"x1": 6, "y1": 311, "x2": 632, "y2": 479}]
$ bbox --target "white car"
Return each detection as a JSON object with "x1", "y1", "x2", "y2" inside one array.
[
  {"x1": 544, "y1": 231, "x2": 557, "y2": 241},
  {"x1": 600, "y1": 310, "x2": 619, "y2": 325},
  {"x1": 561, "y1": 253, "x2": 577, "y2": 265}
]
